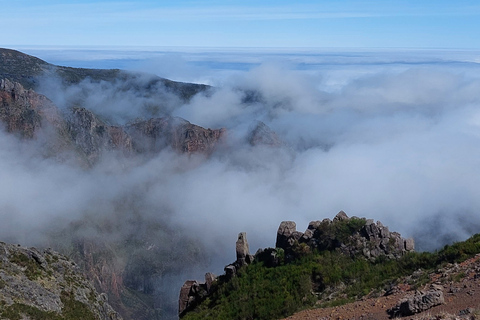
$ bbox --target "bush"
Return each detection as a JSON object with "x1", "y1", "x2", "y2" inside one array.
[{"x1": 183, "y1": 232, "x2": 480, "y2": 320}]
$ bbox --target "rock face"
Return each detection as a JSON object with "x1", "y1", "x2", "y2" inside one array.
[
  {"x1": 67, "y1": 107, "x2": 134, "y2": 164},
  {"x1": 0, "y1": 78, "x2": 66, "y2": 139},
  {"x1": 387, "y1": 284, "x2": 445, "y2": 317},
  {"x1": 0, "y1": 79, "x2": 226, "y2": 165},
  {"x1": 125, "y1": 116, "x2": 225, "y2": 155},
  {"x1": 0, "y1": 241, "x2": 122, "y2": 320}
]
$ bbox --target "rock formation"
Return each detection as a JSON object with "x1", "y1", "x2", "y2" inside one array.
[
  {"x1": 276, "y1": 211, "x2": 415, "y2": 261},
  {"x1": 178, "y1": 232, "x2": 254, "y2": 316},
  {"x1": 0, "y1": 79, "x2": 226, "y2": 166},
  {"x1": 387, "y1": 284, "x2": 445, "y2": 317},
  {"x1": 236, "y1": 232, "x2": 254, "y2": 267},
  {"x1": 179, "y1": 212, "x2": 416, "y2": 318},
  {"x1": 0, "y1": 241, "x2": 122, "y2": 319}
]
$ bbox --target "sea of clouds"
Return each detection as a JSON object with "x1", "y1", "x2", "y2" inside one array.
[{"x1": 2, "y1": 47, "x2": 480, "y2": 317}]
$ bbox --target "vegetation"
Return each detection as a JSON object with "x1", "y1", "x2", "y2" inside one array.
[
  {"x1": 183, "y1": 229, "x2": 480, "y2": 320},
  {"x1": 10, "y1": 252, "x2": 44, "y2": 281}
]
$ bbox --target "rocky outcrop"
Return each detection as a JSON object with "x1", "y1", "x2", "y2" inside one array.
[
  {"x1": 0, "y1": 241, "x2": 122, "y2": 320},
  {"x1": 179, "y1": 212, "x2": 418, "y2": 318},
  {"x1": 387, "y1": 284, "x2": 445, "y2": 317},
  {"x1": 276, "y1": 211, "x2": 415, "y2": 261},
  {"x1": 178, "y1": 274, "x2": 217, "y2": 317},
  {"x1": 178, "y1": 232, "x2": 254, "y2": 317},
  {"x1": 236, "y1": 232, "x2": 254, "y2": 267}
]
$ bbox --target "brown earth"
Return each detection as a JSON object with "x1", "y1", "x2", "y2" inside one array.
[{"x1": 284, "y1": 255, "x2": 480, "y2": 320}]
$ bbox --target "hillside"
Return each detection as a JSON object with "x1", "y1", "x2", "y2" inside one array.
[
  {"x1": 0, "y1": 48, "x2": 208, "y2": 100},
  {"x1": 0, "y1": 241, "x2": 122, "y2": 320},
  {"x1": 179, "y1": 212, "x2": 480, "y2": 320}
]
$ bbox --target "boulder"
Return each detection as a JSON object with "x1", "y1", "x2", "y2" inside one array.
[
  {"x1": 276, "y1": 221, "x2": 297, "y2": 249},
  {"x1": 387, "y1": 284, "x2": 444, "y2": 318},
  {"x1": 178, "y1": 280, "x2": 197, "y2": 316},
  {"x1": 405, "y1": 238, "x2": 415, "y2": 251},
  {"x1": 205, "y1": 273, "x2": 216, "y2": 293}
]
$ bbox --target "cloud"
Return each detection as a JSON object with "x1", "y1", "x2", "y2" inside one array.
[{"x1": 3, "y1": 50, "x2": 480, "y2": 316}]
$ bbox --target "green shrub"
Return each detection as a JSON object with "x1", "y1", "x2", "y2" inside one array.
[{"x1": 183, "y1": 232, "x2": 480, "y2": 320}]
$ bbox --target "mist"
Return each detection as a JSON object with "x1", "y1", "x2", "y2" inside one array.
[{"x1": 3, "y1": 48, "x2": 480, "y2": 318}]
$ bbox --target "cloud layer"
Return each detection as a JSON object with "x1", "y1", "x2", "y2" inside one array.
[{"x1": 2, "y1": 50, "x2": 480, "y2": 317}]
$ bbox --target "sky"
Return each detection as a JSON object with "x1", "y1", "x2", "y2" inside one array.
[{"x1": 2, "y1": 0, "x2": 480, "y2": 48}]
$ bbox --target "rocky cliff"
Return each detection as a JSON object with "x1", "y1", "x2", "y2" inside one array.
[
  {"x1": 0, "y1": 241, "x2": 122, "y2": 320},
  {"x1": 0, "y1": 78, "x2": 225, "y2": 166}
]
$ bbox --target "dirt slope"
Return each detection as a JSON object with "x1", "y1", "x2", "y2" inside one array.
[{"x1": 285, "y1": 255, "x2": 480, "y2": 320}]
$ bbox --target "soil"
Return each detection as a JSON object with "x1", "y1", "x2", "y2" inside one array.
[{"x1": 284, "y1": 255, "x2": 480, "y2": 320}]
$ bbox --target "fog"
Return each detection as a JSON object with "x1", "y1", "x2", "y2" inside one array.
[{"x1": 2, "y1": 48, "x2": 480, "y2": 318}]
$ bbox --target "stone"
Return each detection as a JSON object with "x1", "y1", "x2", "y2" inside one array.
[
  {"x1": 236, "y1": 232, "x2": 250, "y2": 266},
  {"x1": 276, "y1": 221, "x2": 297, "y2": 249},
  {"x1": 387, "y1": 284, "x2": 444, "y2": 317},
  {"x1": 178, "y1": 280, "x2": 197, "y2": 315},
  {"x1": 307, "y1": 220, "x2": 322, "y2": 230},
  {"x1": 0, "y1": 241, "x2": 122, "y2": 320},
  {"x1": 224, "y1": 265, "x2": 236, "y2": 280},
  {"x1": 205, "y1": 273, "x2": 216, "y2": 293},
  {"x1": 301, "y1": 228, "x2": 314, "y2": 242},
  {"x1": 405, "y1": 238, "x2": 415, "y2": 251},
  {"x1": 287, "y1": 231, "x2": 304, "y2": 246},
  {"x1": 333, "y1": 211, "x2": 349, "y2": 222}
]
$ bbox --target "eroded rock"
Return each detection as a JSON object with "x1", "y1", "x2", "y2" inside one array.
[
  {"x1": 0, "y1": 241, "x2": 122, "y2": 319},
  {"x1": 387, "y1": 284, "x2": 444, "y2": 318}
]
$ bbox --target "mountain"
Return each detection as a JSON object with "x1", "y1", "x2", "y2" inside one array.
[
  {"x1": 0, "y1": 48, "x2": 208, "y2": 100},
  {"x1": 0, "y1": 49, "x2": 229, "y2": 320},
  {"x1": 179, "y1": 211, "x2": 480, "y2": 320},
  {"x1": 0, "y1": 241, "x2": 122, "y2": 320},
  {"x1": 0, "y1": 77, "x2": 225, "y2": 166}
]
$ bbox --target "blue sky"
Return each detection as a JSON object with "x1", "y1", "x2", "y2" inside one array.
[{"x1": 1, "y1": 0, "x2": 480, "y2": 48}]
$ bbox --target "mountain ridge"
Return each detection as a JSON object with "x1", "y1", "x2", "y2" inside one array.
[{"x1": 0, "y1": 48, "x2": 209, "y2": 101}]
